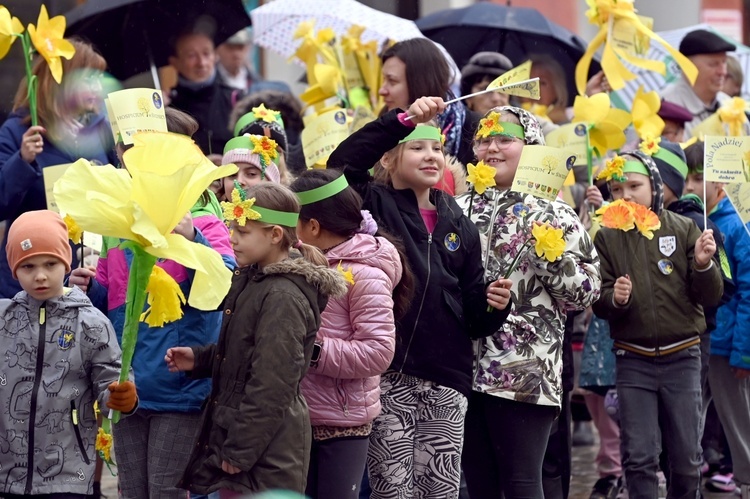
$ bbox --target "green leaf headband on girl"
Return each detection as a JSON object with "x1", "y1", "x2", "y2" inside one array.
[
  {"x1": 398, "y1": 125, "x2": 446, "y2": 144},
  {"x1": 221, "y1": 182, "x2": 299, "y2": 228},
  {"x1": 475, "y1": 111, "x2": 526, "y2": 140},
  {"x1": 296, "y1": 174, "x2": 349, "y2": 205}
]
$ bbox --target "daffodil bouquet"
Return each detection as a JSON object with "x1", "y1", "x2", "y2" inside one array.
[
  {"x1": 0, "y1": 5, "x2": 75, "y2": 126},
  {"x1": 54, "y1": 132, "x2": 238, "y2": 425},
  {"x1": 594, "y1": 199, "x2": 661, "y2": 239}
]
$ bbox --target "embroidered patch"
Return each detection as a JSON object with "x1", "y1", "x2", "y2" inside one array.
[
  {"x1": 444, "y1": 233, "x2": 460, "y2": 252},
  {"x1": 20, "y1": 239, "x2": 32, "y2": 251},
  {"x1": 57, "y1": 329, "x2": 74, "y2": 350},
  {"x1": 659, "y1": 236, "x2": 676, "y2": 257},
  {"x1": 658, "y1": 259, "x2": 674, "y2": 275}
]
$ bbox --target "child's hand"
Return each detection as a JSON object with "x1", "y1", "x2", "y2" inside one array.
[
  {"x1": 407, "y1": 97, "x2": 446, "y2": 124},
  {"x1": 20, "y1": 125, "x2": 46, "y2": 163},
  {"x1": 585, "y1": 185, "x2": 604, "y2": 209},
  {"x1": 69, "y1": 267, "x2": 96, "y2": 292},
  {"x1": 222, "y1": 460, "x2": 241, "y2": 474},
  {"x1": 614, "y1": 275, "x2": 631, "y2": 305},
  {"x1": 694, "y1": 229, "x2": 716, "y2": 268},
  {"x1": 165, "y1": 347, "x2": 195, "y2": 372},
  {"x1": 106, "y1": 380, "x2": 137, "y2": 413},
  {"x1": 487, "y1": 278, "x2": 512, "y2": 310},
  {"x1": 585, "y1": 70, "x2": 611, "y2": 96},
  {"x1": 173, "y1": 212, "x2": 195, "y2": 241}
]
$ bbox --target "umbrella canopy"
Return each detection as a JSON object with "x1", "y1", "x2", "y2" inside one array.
[
  {"x1": 65, "y1": 0, "x2": 251, "y2": 80},
  {"x1": 416, "y1": 2, "x2": 600, "y2": 106},
  {"x1": 611, "y1": 24, "x2": 750, "y2": 110},
  {"x1": 250, "y1": 0, "x2": 423, "y2": 63}
]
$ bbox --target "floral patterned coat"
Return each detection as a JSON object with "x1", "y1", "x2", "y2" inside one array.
[{"x1": 456, "y1": 189, "x2": 601, "y2": 407}]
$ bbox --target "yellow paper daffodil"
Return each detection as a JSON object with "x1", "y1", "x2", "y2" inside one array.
[
  {"x1": 337, "y1": 261, "x2": 355, "y2": 285},
  {"x1": 575, "y1": 0, "x2": 697, "y2": 95},
  {"x1": 597, "y1": 156, "x2": 627, "y2": 182},
  {"x1": 717, "y1": 97, "x2": 749, "y2": 137},
  {"x1": 250, "y1": 135, "x2": 279, "y2": 167},
  {"x1": 572, "y1": 93, "x2": 632, "y2": 156},
  {"x1": 531, "y1": 223, "x2": 566, "y2": 262},
  {"x1": 0, "y1": 6, "x2": 23, "y2": 60},
  {"x1": 477, "y1": 112, "x2": 505, "y2": 139},
  {"x1": 596, "y1": 200, "x2": 636, "y2": 231},
  {"x1": 467, "y1": 161, "x2": 497, "y2": 194},
  {"x1": 28, "y1": 5, "x2": 75, "y2": 84},
  {"x1": 639, "y1": 135, "x2": 660, "y2": 156},
  {"x1": 251, "y1": 104, "x2": 280, "y2": 124},
  {"x1": 140, "y1": 265, "x2": 186, "y2": 327},
  {"x1": 631, "y1": 86, "x2": 665, "y2": 139},
  {"x1": 96, "y1": 427, "x2": 114, "y2": 463},
  {"x1": 53, "y1": 131, "x2": 237, "y2": 311},
  {"x1": 63, "y1": 214, "x2": 83, "y2": 244},
  {"x1": 221, "y1": 189, "x2": 261, "y2": 226}
]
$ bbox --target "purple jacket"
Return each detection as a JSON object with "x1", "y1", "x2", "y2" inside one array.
[{"x1": 301, "y1": 234, "x2": 401, "y2": 427}]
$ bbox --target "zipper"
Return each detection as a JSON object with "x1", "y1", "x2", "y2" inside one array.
[
  {"x1": 335, "y1": 380, "x2": 349, "y2": 416},
  {"x1": 400, "y1": 232, "x2": 432, "y2": 371},
  {"x1": 26, "y1": 304, "x2": 47, "y2": 495},
  {"x1": 70, "y1": 400, "x2": 91, "y2": 465}
]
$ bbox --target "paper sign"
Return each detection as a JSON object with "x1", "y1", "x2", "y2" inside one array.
[
  {"x1": 487, "y1": 60, "x2": 531, "y2": 90},
  {"x1": 107, "y1": 88, "x2": 167, "y2": 145},
  {"x1": 511, "y1": 145, "x2": 576, "y2": 201},
  {"x1": 611, "y1": 15, "x2": 654, "y2": 57},
  {"x1": 704, "y1": 135, "x2": 750, "y2": 183},
  {"x1": 545, "y1": 122, "x2": 589, "y2": 166},
  {"x1": 499, "y1": 79, "x2": 541, "y2": 100},
  {"x1": 692, "y1": 114, "x2": 726, "y2": 139},
  {"x1": 302, "y1": 108, "x2": 350, "y2": 167},
  {"x1": 349, "y1": 106, "x2": 376, "y2": 134},
  {"x1": 724, "y1": 183, "x2": 750, "y2": 225},
  {"x1": 104, "y1": 98, "x2": 121, "y2": 144}
]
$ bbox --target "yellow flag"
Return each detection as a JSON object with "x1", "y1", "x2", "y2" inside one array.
[
  {"x1": 724, "y1": 184, "x2": 750, "y2": 225},
  {"x1": 498, "y1": 79, "x2": 541, "y2": 100},
  {"x1": 486, "y1": 60, "x2": 532, "y2": 90}
]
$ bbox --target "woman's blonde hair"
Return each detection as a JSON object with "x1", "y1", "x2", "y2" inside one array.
[
  {"x1": 13, "y1": 38, "x2": 106, "y2": 129},
  {"x1": 375, "y1": 120, "x2": 444, "y2": 185},
  {"x1": 244, "y1": 183, "x2": 327, "y2": 266},
  {"x1": 529, "y1": 54, "x2": 568, "y2": 110}
]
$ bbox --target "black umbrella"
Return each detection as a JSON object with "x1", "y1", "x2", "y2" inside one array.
[
  {"x1": 65, "y1": 0, "x2": 251, "y2": 81},
  {"x1": 416, "y1": 2, "x2": 600, "y2": 106}
]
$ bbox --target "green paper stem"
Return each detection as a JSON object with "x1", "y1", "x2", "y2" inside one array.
[
  {"x1": 112, "y1": 242, "x2": 156, "y2": 424},
  {"x1": 586, "y1": 125, "x2": 594, "y2": 187},
  {"x1": 19, "y1": 32, "x2": 38, "y2": 127}
]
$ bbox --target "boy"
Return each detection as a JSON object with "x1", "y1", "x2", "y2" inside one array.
[
  {"x1": 0, "y1": 210, "x2": 137, "y2": 498},
  {"x1": 593, "y1": 151, "x2": 723, "y2": 499}
]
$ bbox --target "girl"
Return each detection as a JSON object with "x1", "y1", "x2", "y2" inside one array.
[
  {"x1": 454, "y1": 106, "x2": 601, "y2": 498},
  {"x1": 326, "y1": 96, "x2": 512, "y2": 498},
  {"x1": 166, "y1": 183, "x2": 347, "y2": 497},
  {"x1": 289, "y1": 169, "x2": 413, "y2": 498}
]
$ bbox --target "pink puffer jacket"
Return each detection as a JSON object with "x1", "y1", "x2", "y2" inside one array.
[{"x1": 301, "y1": 233, "x2": 402, "y2": 427}]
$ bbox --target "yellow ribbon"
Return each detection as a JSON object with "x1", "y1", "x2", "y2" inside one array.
[
  {"x1": 575, "y1": 0, "x2": 697, "y2": 95},
  {"x1": 717, "y1": 97, "x2": 749, "y2": 137}
]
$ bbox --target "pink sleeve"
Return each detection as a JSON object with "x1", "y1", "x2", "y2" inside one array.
[{"x1": 193, "y1": 215, "x2": 234, "y2": 259}]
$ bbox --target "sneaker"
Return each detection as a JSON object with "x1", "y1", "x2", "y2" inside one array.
[
  {"x1": 590, "y1": 475, "x2": 622, "y2": 499},
  {"x1": 706, "y1": 473, "x2": 737, "y2": 493}
]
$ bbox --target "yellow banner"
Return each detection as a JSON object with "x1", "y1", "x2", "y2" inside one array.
[
  {"x1": 301, "y1": 108, "x2": 351, "y2": 167},
  {"x1": 611, "y1": 15, "x2": 654, "y2": 58},
  {"x1": 545, "y1": 123, "x2": 589, "y2": 166},
  {"x1": 107, "y1": 88, "x2": 167, "y2": 145},
  {"x1": 511, "y1": 145, "x2": 576, "y2": 201},
  {"x1": 704, "y1": 135, "x2": 750, "y2": 183}
]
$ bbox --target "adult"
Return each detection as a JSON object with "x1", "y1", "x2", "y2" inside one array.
[
  {"x1": 661, "y1": 29, "x2": 741, "y2": 135},
  {"x1": 659, "y1": 100, "x2": 693, "y2": 143},
  {"x1": 459, "y1": 51, "x2": 513, "y2": 115},
  {"x1": 0, "y1": 38, "x2": 116, "y2": 298},
  {"x1": 520, "y1": 54, "x2": 570, "y2": 125},
  {"x1": 723, "y1": 56, "x2": 744, "y2": 98},
  {"x1": 168, "y1": 29, "x2": 241, "y2": 156},
  {"x1": 216, "y1": 29, "x2": 291, "y2": 95}
]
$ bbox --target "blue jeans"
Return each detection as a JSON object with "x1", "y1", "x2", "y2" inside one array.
[{"x1": 616, "y1": 346, "x2": 702, "y2": 499}]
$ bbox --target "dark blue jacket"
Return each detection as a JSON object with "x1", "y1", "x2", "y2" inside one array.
[{"x1": 0, "y1": 111, "x2": 116, "y2": 298}]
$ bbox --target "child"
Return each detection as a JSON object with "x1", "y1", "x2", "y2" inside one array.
[
  {"x1": 326, "y1": 96, "x2": 512, "y2": 498},
  {"x1": 592, "y1": 150, "x2": 723, "y2": 498},
  {"x1": 0, "y1": 210, "x2": 137, "y2": 497},
  {"x1": 165, "y1": 183, "x2": 347, "y2": 497},
  {"x1": 289, "y1": 169, "x2": 412, "y2": 498},
  {"x1": 219, "y1": 132, "x2": 283, "y2": 202},
  {"x1": 454, "y1": 106, "x2": 601, "y2": 498}
]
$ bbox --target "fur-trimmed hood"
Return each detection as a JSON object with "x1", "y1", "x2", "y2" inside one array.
[{"x1": 262, "y1": 256, "x2": 348, "y2": 298}]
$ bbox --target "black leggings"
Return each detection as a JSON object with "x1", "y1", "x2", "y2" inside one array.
[
  {"x1": 306, "y1": 435, "x2": 370, "y2": 499},
  {"x1": 462, "y1": 391, "x2": 557, "y2": 499}
]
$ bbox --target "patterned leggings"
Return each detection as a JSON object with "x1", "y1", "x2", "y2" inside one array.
[{"x1": 367, "y1": 371, "x2": 468, "y2": 499}]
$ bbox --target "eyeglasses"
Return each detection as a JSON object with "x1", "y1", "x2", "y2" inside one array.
[{"x1": 475, "y1": 135, "x2": 520, "y2": 150}]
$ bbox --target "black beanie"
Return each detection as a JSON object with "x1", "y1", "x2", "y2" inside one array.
[{"x1": 651, "y1": 139, "x2": 688, "y2": 198}]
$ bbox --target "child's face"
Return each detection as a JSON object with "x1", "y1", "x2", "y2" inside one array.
[
  {"x1": 222, "y1": 162, "x2": 264, "y2": 201},
  {"x1": 609, "y1": 172, "x2": 653, "y2": 207},
  {"x1": 685, "y1": 172, "x2": 704, "y2": 201},
  {"x1": 229, "y1": 220, "x2": 276, "y2": 268},
  {"x1": 388, "y1": 139, "x2": 445, "y2": 192},
  {"x1": 16, "y1": 255, "x2": 66, "y2": 301},
  {"x1": 475, "y1": 135, "x2": 525, "y2": 188}
]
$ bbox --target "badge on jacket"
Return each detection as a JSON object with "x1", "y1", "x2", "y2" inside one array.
[
  {"x1": 659, "y1": 236, "x2": 676, "y2": 257},
  {"x1": 444, "y1": 233, "x2": 460, "y2": 252}
]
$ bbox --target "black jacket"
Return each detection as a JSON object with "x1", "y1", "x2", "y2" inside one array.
[{"x1": 327, "y1": 109, "x2": 510, "y2": 396}]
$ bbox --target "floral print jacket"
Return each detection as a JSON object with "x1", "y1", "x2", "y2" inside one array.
[{"x1": 456, "y1": 189, "x2": 601, "y2": 407}]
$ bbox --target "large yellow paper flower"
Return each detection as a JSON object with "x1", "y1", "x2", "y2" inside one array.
[
  {"x1": 717, "y1": 97, "x2": 749, "y2": 137},
  {"x1": 53, "y1": 132, "x2": 238, "y2": 310},
  {"x1": 531, "y1": 223, "x2": 566, "y2": 262},
  {"x1": 572, "y1": 93, "x2": 632, "y2": 156},
  {"x1": 0, "y1": 6, "x2": 23, "y2": 60},
  {"x1": 140, "y1": 265, "x2": 186, "y2": 327},
  {"x1": 467, "y1": 161, "x2": 497, "y2": 194},
  {"x1": 28, "y1": 5, "x2": 75, "y2": 84},
  {"x1": 632, "y1": 86, "x2": 665, "y2": 139}
]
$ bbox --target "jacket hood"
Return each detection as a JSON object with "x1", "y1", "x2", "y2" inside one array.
[
  {"x1": 263, "y1": 257, "x2": 348, "y2": 298},
  {"x1": 670, "y1": 195, "x2": 703, "y2": 216},
  {"x1": 619, "y1": 149, "x2": 665, "y2": 216},
  {"x1": 326, "y1": 234, "x2": 402, "y2": 287},
  {"x1": 13, "y1": 286, "x2": 92, "y2": 310}
]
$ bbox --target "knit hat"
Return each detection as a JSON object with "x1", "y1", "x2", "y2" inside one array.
[
  {"x1": 460, "y1": 52, "x2": 513, "y2": 97},
  {"x1": 6, "y1": 210, "x2": 72, "y2": 279},
  {"x1": 222, "y1": 134, "x2": 281, "y2": 184},
  {"x1": 650, "y1": 139, "x2": 688, "y2": 198}
]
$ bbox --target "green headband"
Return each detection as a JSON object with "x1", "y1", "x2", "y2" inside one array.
[
  {"x1": 621, "y1": 160, "x2": 650, "y2": 178},
  {"x1": 399, "y1": 125, "x2": 443, "y2": 144},
  {"x1": 233, "y1": 110, "x2": 285, "y2": 136},
  {"x1": 253, "y1": 206, "x2": 299, "y2": 227},
  {"x1": 296, "y1": 174, "x2": 349, "y2": 205},
  {"x1": 476, "y1": 121, "x2": 526, "y2": 141},
  {"x1": 653, "y1": 147, "x2": 689, "y2": 179}
]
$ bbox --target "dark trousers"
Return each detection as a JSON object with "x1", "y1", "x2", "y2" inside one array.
[
  {"x1": 543, "y1": 391, "x2": 572, "y2": 499},
  {"x1": 307, "y1": 435, "x2": 370, "y2": 499},
  {"x1": 463, "y1": 391, "x2": 557, "y2": 499},
  {"x1": 1, "y1": 495, "x2": 88, "y2": 498}
]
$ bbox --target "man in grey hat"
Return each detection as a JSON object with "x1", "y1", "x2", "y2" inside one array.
[{"x1": 661, "y1": 29, "x2": 744, "y2": 135}]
